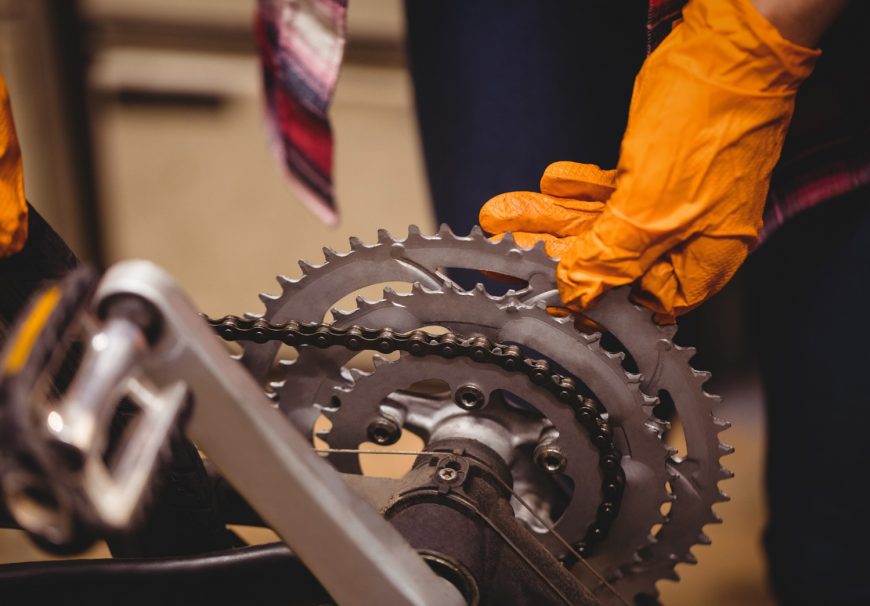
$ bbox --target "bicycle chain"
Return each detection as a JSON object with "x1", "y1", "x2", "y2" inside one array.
[{"x1": 206, "y1": 313, "x2": 625, "y2": 557}]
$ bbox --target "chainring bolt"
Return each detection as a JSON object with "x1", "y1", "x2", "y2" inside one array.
[
  {"x1": 533, "y1": 442, "x2": 567, "y2": 473},
  {"x1": 366, "y1": 416, "x2": 401, "y2": 446},
  {"x1": 453, "y1": 384, "x2": 486, "y2": 411}
]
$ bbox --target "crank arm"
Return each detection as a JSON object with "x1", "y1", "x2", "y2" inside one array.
[{"x1": 3, "y1": 261, "x2": 463, "y2": 606}]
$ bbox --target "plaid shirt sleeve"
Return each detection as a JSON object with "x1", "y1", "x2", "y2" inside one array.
[
  {"x1": 255, "y1": 0, "x2": 347, "y2": 225},
  {"x1": 646, "y1": 0, "x2": 686, "y2": 55}
]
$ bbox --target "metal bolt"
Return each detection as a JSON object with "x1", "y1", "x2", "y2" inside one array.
[
  {"x1": 437, "y1": 467, "x2": 458, "y2": 482},
  {"x1": 534, "y1": 442, "x2": 567, "y2": 473},
  {"x1": 453, "y1": 384, "x2": 486, "y2": 411},
  {"x1": 366, "y1": 416, "x2": 401, "y2": 446}
]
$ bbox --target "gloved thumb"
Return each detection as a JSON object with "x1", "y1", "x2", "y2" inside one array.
[{"x1": 540, "y1": 162, "x2": 616, "y2": 201}]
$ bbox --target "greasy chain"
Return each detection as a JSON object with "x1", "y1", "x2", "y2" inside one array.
[{"x1": 206, "y1": 313, "x2": 626, "y2": 557}]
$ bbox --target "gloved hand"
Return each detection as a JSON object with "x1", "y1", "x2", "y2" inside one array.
[
  {"x1": 480, "y1": 0, "x2": 819, "y2": 322},
  {"x1": 0, "y1": 70, "x2": 27, "y2": 257}
]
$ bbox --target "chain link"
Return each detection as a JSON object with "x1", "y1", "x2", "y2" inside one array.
[{"x1": 207, "y1": 314, "x2": 625, "y2": 556}]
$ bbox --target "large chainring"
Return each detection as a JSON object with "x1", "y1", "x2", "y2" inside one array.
[
  {"x1": 240, "y1": 225, "x2": 732, "y2": 603},
  {"x1": 283, "y1": 285, "x2": 669, "y2": 585}
]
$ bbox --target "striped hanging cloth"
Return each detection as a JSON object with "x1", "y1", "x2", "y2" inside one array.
[{"x1": 254, "y1": 0, "x2": 348, "y2": 225}]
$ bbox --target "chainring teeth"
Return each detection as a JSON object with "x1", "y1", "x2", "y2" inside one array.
[
  {"x1": 623, "y1": 347, "x2": 733, "y2": 600},
  {"x1": 254, "y1": 224, "x2": 558, "y2": 326},
  {"x1": 238, "y1": 225, "x2": 732, "y2": 604}
]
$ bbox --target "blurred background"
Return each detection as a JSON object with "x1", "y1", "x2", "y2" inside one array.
[{"x1": 0, "y1": 1, "x2": 771, "y2": 604}]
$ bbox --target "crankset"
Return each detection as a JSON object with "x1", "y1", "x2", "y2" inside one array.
[
  {"x1": 235, "y1": 224, "x2": 733, "y2": 604},
  {"x1": 0, "y1": 225, "x2": 731, "y2": 606}
]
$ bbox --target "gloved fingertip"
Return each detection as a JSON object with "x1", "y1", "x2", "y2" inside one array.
[
  {"x1": 653, "y1": 311, "x2": 678, "y2": 325},
  {"x1": 482, "y1": 191, "x2": 587, "y2": 237},
  {"x1": 541, "y1": 162, "x2": 618, "y2": 201},
  {"x1": 510, "y1": 231, "x2": 550, "y2": 249},
  {"x1": 554, "y1": 268, "x2": 605, "y2": 313},
  {"x1": 545, "y1": 306, "x2": 572, "y2": 318},
  {"x1": 628, "y1": 285, "x2": 679, "y2": 325},
  {"x1": 542, "y1": 161, "x2": 611, "y2": 181},
  {"x1": 478, "y1": 195, "x2": 507, "y2": 231},
  {"x1": 545, "y1": 306, "x2": 607, "y2": 335},
  {"x1": 572, "y1": 313, "x2": 604, "y2": 333},
  {"x1": 479, "y1": 191, "x2": 531, "y2": 229}
]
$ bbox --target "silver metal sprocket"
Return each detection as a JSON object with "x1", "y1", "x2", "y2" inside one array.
[
  {"x1": 241, "y1": 225, "x2": 732, "y2": 601},
  {"x1": 283, "y1": 284, "x2": 670, "y2": 594}
]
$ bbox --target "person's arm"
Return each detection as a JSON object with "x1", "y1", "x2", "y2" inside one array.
[
  {"x1": 0, "y1": 72, "x2": 77, "y2": 336},
  {"x1": 480, "y1": 0, "x2": 849, "y2": 322},
  {"x1": 0, "y1": 70, "x2": 27, "y2": 257},
  {"x1": 752, "y1": 0, "x2": 848, "y2": 47}
]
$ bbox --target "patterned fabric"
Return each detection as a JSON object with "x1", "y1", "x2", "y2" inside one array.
[
  {"x1": 646, "y1": 0, "x2": 686, "y2": 54},
  {"x1": 762, "y1": 132, "x2": 870, "y2": 242},
  {"x1": 255, "y1": 0, "x2": 347, "y2": 225}
]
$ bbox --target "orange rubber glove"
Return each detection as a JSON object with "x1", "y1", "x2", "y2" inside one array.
[
  {"x1": 0, "y1": 70, "x2": 27, "y2": 257},
  {"x1": 480, "y1": 0, "x2": 820, "y2": 322}
]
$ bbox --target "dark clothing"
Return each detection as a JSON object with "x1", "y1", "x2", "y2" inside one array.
[
  {"x1": 403, "y1": 0, "x2": 646, "y2": 289},
  {"x1": 748, "y1": 187, "x2": 870, "y2": 606},
  {"x1": 0, "y1": 204, "x2": 77, "y2": 334}
]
